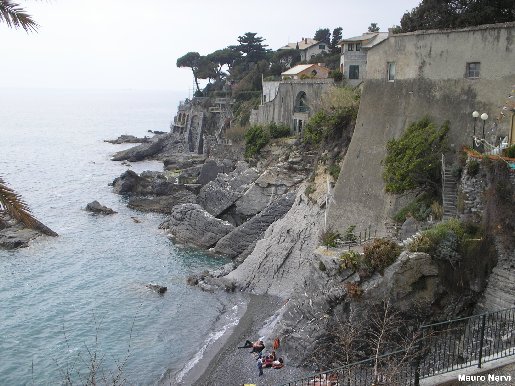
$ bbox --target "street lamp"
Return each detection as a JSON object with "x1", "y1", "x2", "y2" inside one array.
[
  {"x1": 472, "y1": 111, "x2": 479, "y2": 149},
  {"x1": 480, "y1": 113, "x2": 488, "y2": 152}
]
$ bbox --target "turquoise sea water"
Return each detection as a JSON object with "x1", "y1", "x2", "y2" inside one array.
[{"x1": 0, "y1": 89, "x2": 238, "y2": 385}]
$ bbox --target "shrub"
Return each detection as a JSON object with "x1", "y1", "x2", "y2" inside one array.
[
  {"x1": 328, "y1": 163, "x2": 341, "y2": 180},
  {"x1": 430, "y1": 201, "x2": 443, "y2": 221},
  {"x1": 320, "y1": 228, "x2": 340, "y2": 248},
  {"x1": 363, "y1": 238, "x2": 401, "y2": 273},
  {"x1": 467, "y1": 159, "x2": 480, "y2": 177},
  {"x1": 339, "y1": 250, "x2": 362, "y2": 271},
  {"x1": 330, "y1": 70, "x2": 344, "y2": 82},
  {"x1": 407, "y1": 219, "x2": 474, "y2": 265},
  {"x1": 342, "y1": 225, "x2": 357, "y2": 242},
  {"x1": 225, "y1": 125, "x2": 246, "y2": 143},
  {"x1": 268, "y1": 122, "x2": 290, "y2": 139},
  {"x1": 305, "y1": 183, "x2": 316, "y2": 197},
  {"x1": 383, "y1": 117, "x2": 449, "y2": 194},
  {"x1": 344, "y1": 282, "x2": 363, "y2": 298},
  {"x1": 319, "y1": 261, "x2": 327, "y2": 271},
  {"x1": 503, "y1": 144, "x2": 515, "y2": 158},
  {"x1": 244, "y1": 125, "x2": 270, "y2": 158},
  {"x1": 393, "y1": 194, "x2": 433, "y2": 223}
]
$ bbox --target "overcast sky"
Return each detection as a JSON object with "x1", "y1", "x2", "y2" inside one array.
[{"x1": 1, "y1": 0, "x2": 421, "y2": 91}]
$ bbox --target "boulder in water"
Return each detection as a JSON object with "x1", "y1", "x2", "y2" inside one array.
[
  {"x1": 85, "y1": 200, "x2": 117, "y2": 215},
  {"x1": 146, "y1": 284, "x2": 167, "y2": 294}
]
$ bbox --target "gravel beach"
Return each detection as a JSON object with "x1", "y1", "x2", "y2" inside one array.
[{"x1": 189, "y1": 293, "x2": 309, "y2": 386}]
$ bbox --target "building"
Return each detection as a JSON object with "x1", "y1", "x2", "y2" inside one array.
[
  {"x1": 338, "y1": 32, "x2": 388, "y2": 86},
  {"x1": 328, "y1": 22, "x2": 515, "y2": 239},
  {"x1": 278, "y1": 38, "x2": 329, "y2": 62},
  {"x1": 281, "y1": 64, "x2": 330, "y2": 80},
  {"x1": 250, "y1": 78, "x2": 335, "y2": 134}
]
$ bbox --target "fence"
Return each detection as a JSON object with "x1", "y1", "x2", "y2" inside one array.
[{"x1": 281, "y1": 307, "x2": 515, "y2": 386}]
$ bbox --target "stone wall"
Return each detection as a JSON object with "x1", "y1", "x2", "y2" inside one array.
[
  {"x1": 328, "y1": 23, "x2": 515, "y2": 236},
  {"x1": 250, "y1": 79, "x2": 335, "y2": 132}
]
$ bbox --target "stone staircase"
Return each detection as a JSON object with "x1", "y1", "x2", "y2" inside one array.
[
  {"x1": 442, "y1": 165, "x2": 458, "y2": 219},
  {"x1": 477, "y1": 266, "x2": 515, "y2": 311}
]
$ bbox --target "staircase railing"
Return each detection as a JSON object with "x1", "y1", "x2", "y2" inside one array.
[{"x1": 281, "y1": 307, "x2": 515, "y2": 386}]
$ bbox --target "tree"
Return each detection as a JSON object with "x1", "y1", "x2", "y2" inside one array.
[
  {"x1": 206, "y1": 48, "x2": 241, "y2": 78},
  {"x1": 399, "y1": 0, "x2": 515, "y2": 32},
  {"x1": 383, "y1": 116, "x2": 449, "y2": 194},
  {"x1": 0, "y1": 176, "x2": 57, "y2": 236},
  {"x1": 234, "y1": 32, "x2": 269, "y2": 63},
  {"x1": 314, "y1": 28, "x2": 331, "y2": 44},
  {"x1": 368, "y1": 22, "x2": 380, "y2": 32},
  {"x1": 0, "y1": 0, "x2": 38, "y2": 32},
  {"x1": 176, "y1": 52, "x2": 203, "y2": 92},
  {"x1": 330, "y1": 27, "x2": 343, "y2": 53}
]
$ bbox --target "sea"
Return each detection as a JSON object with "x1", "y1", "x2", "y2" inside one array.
[{"x1": 0, "y1": 88, "x2": 242, "y2": 385}]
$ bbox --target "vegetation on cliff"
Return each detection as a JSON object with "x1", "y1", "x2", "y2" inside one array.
[{"x1": 397, "y1": 0, "x2": 515, "y2": 32}]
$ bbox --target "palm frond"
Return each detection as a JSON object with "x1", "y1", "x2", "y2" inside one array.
[
  {"x1": 0, "y1": 176, "x2": 57, "y2": 236},
  {"x1": 0, "y1": 0, "x2": 38, "y2": 32}
]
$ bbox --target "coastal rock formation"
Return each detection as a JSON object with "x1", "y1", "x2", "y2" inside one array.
[
  {"x1": 213, "y1": 192, "x2": 296, "y2": 259},
  {"x1": 146, "y1": 284, "x2": 167, "y2": 294},
  {"x1": 127, "y1": 194, "x2": 196, "y2": 213},
  {"x1": 222, "y1": 188, "x2": 324, "y2": 296},
  {"x1": 160, "y1": 203, "x2": 234, "y2": 248},
  {"x1": 85, "y1": 200, "x2": 117, "y2": 215},
  {"x1": 197, "y1": 162, "x2": 259, "y2": 219},
  {"x1": 0, "y1": 213, "x2": 58, "y2": 250},
  {"x1": 104, "y1": 134, "x2": 149, "y2": 144},
  {"x1": 111, "y1": 133, "x2": 170, "y2": 161}
]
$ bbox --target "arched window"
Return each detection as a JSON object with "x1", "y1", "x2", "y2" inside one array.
[{"x1": 294, "y1": 91, "x2": 308, "y2": 112}]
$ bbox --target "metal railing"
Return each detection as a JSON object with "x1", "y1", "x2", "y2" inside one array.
[{"x1": 281, "y1": 307, "x2": 515, "y2": 386}]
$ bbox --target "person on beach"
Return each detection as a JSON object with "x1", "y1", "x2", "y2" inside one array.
[
  {"x1": 250, "y1": 339, "x2": 265, "y2": 353},
  {"x1": 272, "y1": 357, "x2": 284, "y2": 369},
  {"x1": 257, "y1": 357, "x2": 264, "y2": 376}
]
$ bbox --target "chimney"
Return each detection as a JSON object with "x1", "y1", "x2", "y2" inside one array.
[{"x1": 304, "y1": 38, "x2": 308, "y2": 44}]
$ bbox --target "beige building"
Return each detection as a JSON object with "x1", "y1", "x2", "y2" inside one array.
[
  {"x1": 278, "y1": 38, "x2": 329, "y2": 61},
  {"x1": 281, "y1": 64, "x2": 330, "y2": 80},
  {"x1": 338, "y1": 32, "x2": 388, "y2": 86}
]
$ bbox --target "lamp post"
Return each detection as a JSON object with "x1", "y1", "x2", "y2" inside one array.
[
  {"x1": 480, "y1": 113, "x2": 488, "y2": 152},
  {"x1": 472, "y1": 111, "x2": 479, "y2": 149}
]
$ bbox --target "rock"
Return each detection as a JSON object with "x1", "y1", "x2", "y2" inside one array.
[
  {"x1": 197, "y1": 160, "x2": 224, "y2": 186},
  {"x1": 146, "y1": 284, "x2": 167, "y2": 294},
  {"x1": 159, "y1": 204, "x2": 235, "y2": 249},
  {"x1": 104, "y1": 135, "x2": 149, "y2": 144},
  {"x1": 223, "y1": 188, "x2": 324, "y2": 296},
  {"x1": 214, "y1": 193, "x2": 296, "y2": 258},
  {"x1": 131, "y1": 216, "x2": 141, "y2": 223},
  {"x1": 128, "y1": 193, "x2": 196, "y2": 213},
  {"x1": 197, "y1": 162, "x2": 259, "y2": 217},
  {"x1": 150, "y1": 130, "x2": 166, "y2": 135},
  {"x1": 112, "y1": 170, "x2": 151, "y2": 195},
  {"x1": 399, "y1": 216, "x2": 420, "y2": 241},
  {"x1": 0, "y1": 226, "x2": 41, "y2": 249},
  {"x1": 85, "y1": 200, "x2": 117, "y2": 215},
  {"x1": 111, "y1": 133, "x2": 170, "y2": 161}
]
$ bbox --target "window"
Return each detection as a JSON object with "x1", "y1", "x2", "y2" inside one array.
[
  {"x1": 466, "y1": 62, "x2": 480, "y2": 78},
  {"x1": 348, "y1": 43, "x2": 354, "y2": 51},
  {"x1": 349, "y1": 65, "x2": 359, "y2": 79},
  {"x1": 356, "y1": 43, "x2": 361, "y2": 51},
  {"x1": 387, "y1": 62, "x2": 396, "y2": 81},
  {"x1": 263, "y1": 95, "x2": 267, "y2": 102},
  {"x1": 319, "y1": 44, "x2": 325, "y2": 49}
]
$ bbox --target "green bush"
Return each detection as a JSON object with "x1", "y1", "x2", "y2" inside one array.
[
  {"x1": 383, "y1": 117, "x2": 449, "y2": 194},
  {"x1": 363, "y1": 238, "x2": 401, "y2": 273},
  {"x1": 320, "y1": 229, "x2": 340, "y2": 248},
  {"x1": 467, "y1": 159, "x2": 480, "y2": 177},
  {"x1": 330, "y1": 70, "x2": 343, "y2": 82},
  {"x1": 407, "y1": 219, "x2": 478, "y2": 264},
  {"x1": 342, "y1": 225, "x2": 357, "y2": 242},
  {"x1": 339, "y1": 250, "x2": 362, "y2": 271},
  {"x1": 502, "y1": 144, "x2": 515, "y2": 158},
  {"x1": 268, "y1": 122, "x2": 290, "y2": 139},
  {"x1": 328, "y1": 163, "x2": 341, "y2": 180},
  {"x1": 244, "y1": 125, "x2": 270, "y2": 158},
  {"x1": 319, "y1": 261, "x2": 327, "y2": 271},
  {"x1": 393, "y1": 194, "x2": 434, "y2": 223}
]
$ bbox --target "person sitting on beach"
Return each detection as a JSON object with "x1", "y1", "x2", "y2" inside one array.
[
  {"x1": 270, "y1": 351, "x2": 277, "y2": 361},
  {"x1": 272, "y1": 357, "x2": 284, "y2": 369},
  {"x1": 263, "y1": 353, "x2": 273, "y2": 368}
]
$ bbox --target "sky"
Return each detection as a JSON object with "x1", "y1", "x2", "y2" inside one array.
[{"x1": 1, "y1": 0, "x2": 422, "y2": 91}]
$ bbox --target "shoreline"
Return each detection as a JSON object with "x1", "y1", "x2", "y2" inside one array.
[{"x1": 192, "y1": 293, "x2": 307, "y2": 386}]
